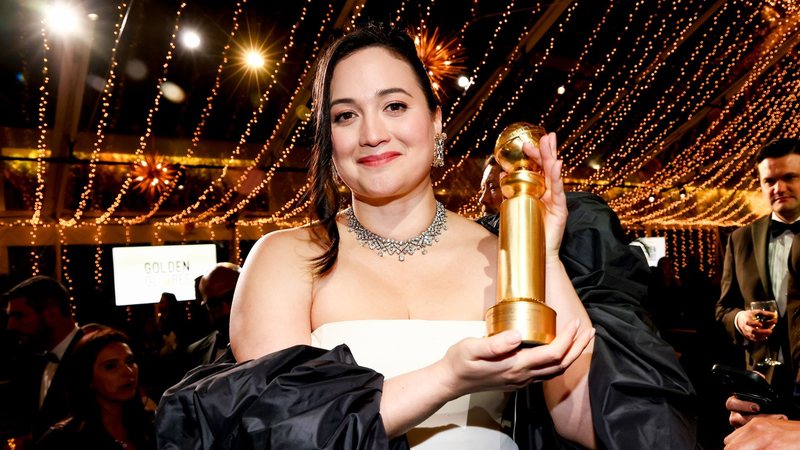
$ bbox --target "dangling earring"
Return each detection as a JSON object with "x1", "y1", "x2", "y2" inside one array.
[
  {"x1": 331, "y1": 164, "x2": 341, "y2": 184},
  {"x1": 433, "y1": 132, "x2": 446, "y2": 167}
]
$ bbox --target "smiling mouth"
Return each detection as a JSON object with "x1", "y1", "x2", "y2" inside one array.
[{"x1": 357, "y1": 152, "x2": 401, "y2": 166}]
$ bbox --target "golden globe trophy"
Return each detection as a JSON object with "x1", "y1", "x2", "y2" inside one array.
[{"x1": 485, "y1": 122, "x2": 556, "y2": 346}]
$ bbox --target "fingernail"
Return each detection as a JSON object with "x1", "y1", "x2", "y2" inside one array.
[{"x1": 751, "y1": 404, "x2": 759, "y2": 412}]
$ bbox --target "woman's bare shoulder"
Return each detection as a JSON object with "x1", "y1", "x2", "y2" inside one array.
[
  {"x1": 446, "y1": 211, "x2": 497, "y2": 241},
  {"x1": 248, "y1": 225, "x2": 322, "y2": 263},
  {"x1": 231, "y1": 225, "x2": 322, "y2": 359}
]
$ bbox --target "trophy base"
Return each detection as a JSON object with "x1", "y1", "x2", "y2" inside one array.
[{"x1": 485, "y1": 300, "x2": 556, "y2": 347}]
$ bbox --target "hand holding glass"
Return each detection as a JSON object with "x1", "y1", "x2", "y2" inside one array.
[{"x1": 750, "y1": 300, "x2": 781, "y2": 367}]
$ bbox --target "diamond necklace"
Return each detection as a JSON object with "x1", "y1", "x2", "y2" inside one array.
[{"x1": 345, "y1": 201, "x2": 448, "y2": 261}]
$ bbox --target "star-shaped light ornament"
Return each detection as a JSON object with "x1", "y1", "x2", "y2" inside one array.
[
  {"x1": 414, "y1": 27, "x2": 465, "y2": 98},
  {"x1": 130, "y1": 154, "x2": 179, "y2": 198}
]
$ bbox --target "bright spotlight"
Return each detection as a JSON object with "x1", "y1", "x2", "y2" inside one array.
[
  {"x1": 557, "y1": 85, "x2": 566, "y2": 95},
  {"x1": 245, "y1": 50, "x2": 265, "y2": 69},
  {"x1": 45, "y1": 2, "x2": 82, "y2": 35},
  {"x1": 160, "y1": 81, "x2": 186, "y2": 103},
  {"x1": 457, "y1": 76, "x2": 470, "y2": 88},
  {"x1": 181, "y1": 30, "x2": 201, "y2": 49}
]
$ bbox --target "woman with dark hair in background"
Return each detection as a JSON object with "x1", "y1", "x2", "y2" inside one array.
[{"x1": 37, "y1": 326, "x2": 156, "y2": 450}]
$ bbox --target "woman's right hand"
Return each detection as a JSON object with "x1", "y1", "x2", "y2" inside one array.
[{"x1": 435, "y1": 319, "x2": 595, "y2": 397}]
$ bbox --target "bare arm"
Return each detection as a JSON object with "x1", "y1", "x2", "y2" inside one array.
[
  {"x1": 542, "y1": 258, "x2": 595, "y2": 448},
  {"x1": 524, "y1": 134, "x2": 595, "y2": 448},
  {"x1": 230, "y1": 229, "x2": 315, "y2": 360}
]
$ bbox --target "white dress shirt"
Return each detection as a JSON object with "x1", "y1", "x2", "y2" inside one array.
[
  {"x1": 768, "y1": 213, "x2": 795, "y2": 316},
  {"x1": 733, "y1": 214, "x2": 798, "y2": 342}
]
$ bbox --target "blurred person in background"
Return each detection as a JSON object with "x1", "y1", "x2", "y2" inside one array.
[
  {"x1": 2, "y1": 275, "x2": 83, "y2": 442},
  {"x1": 197, "y1": 262, "x2": 241, "y2": 356},
  {"x1": 36, "y1": 326, "x2": 156, "y2": 450}
]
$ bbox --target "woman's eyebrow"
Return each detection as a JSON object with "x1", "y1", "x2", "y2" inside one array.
[{"x1": 330, "y1": 87, "x2": 412, "y2": 108}]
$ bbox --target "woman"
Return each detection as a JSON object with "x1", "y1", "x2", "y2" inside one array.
[
  {"x1": 230, "y1": 23, "x2": 595, "y2": 449},
  {"x1": 37, "y1": 326, "x2": 156, "y2": 450}
]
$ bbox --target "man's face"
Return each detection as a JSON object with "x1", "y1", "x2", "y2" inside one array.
[
  {"x1": 758, "y1": 154, "x2": 800, "y2": 222},
  {"x1": 5, "y1": 297, "x2": 46, "y2": 348},
  {"x1": 479, "y1": 163, "x2": 503, "y2": 215}
]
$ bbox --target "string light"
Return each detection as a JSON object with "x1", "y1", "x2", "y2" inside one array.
[
  {"x1": 62, "y1": 2, "x2": 130, "y2": 226},
  {"x1": 93, "y1": 224, "x2": 103, "y2": 289},
  {"x1": 9, "y1": 0, "x2": 800, "y2": 284},
  {"x1": 160, "y1": 0, "x2": 323, "y2": 225},
  {"x1": 30, "y1": 18, "x2": 53, "y2": 275},
  {"x1": 95, "y1": 2, "x2": 189, "y2": 224},
  {"x1": 57, "y1": 224, "x2": 76, "y2": 316}
]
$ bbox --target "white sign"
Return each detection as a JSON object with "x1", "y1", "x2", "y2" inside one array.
[
  {"x1": 630, "y1": 237, "x2": 666, "y2": 267},
  {"x1": 112, "y1": 244, "x2": 217, "y2": 305}
]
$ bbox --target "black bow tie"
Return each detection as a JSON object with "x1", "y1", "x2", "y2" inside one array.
[{"x1": 770, "y1": 220, "x2": 800, "y2": 237}]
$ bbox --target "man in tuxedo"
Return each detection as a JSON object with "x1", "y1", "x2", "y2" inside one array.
[
  {"x1": 2, "y1": 275, "x2": 82, "y2": 440},
  {"x1": 716, "y1": 138, "x2": 800, "y2": 394},
  {"x1": 198, "y1": 262, "x2": 240, "y2": 352},
  {"x1": 723, "y1": 230, "x2": 800, "y2": 446},
  {"x1": 181, "y1": 262, "x2": 241, "y2": 368},
  {"x1": 477, "y1": 155, "x2": 698, "y2": 449}
]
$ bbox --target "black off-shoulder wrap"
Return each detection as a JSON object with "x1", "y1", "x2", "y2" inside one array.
[{"x1": 155, "y1": 344, "x2": 409, "y2": 450}]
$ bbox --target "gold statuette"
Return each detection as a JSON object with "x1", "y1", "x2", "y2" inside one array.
[{"x1": 485, "y1": 122, "x2": 556, "y2": 346}]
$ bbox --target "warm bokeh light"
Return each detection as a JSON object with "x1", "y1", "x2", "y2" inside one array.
[
  {"x1": 244, "y1": 50, "x2": 266, "y2": 69},
  {"x1": 44, "y1": 2, "x2": 82, "y2": 35},
  {"x1": 160, "y1": 81, "x2": 186, "y2": 103},
  {"x1": 181, "y1": 29, "x2": 201, "y2": 49}
]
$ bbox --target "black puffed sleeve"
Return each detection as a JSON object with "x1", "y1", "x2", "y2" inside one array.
[{"x1": 156, "y1": 344, "x2": 409, "y2": 450}]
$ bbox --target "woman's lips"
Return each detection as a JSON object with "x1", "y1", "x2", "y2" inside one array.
[{"x1": 357, "y1": 152, "x2": 401, "y2": 166}]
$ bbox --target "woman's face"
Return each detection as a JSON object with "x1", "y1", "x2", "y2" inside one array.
[
  {"x1": 329, "y1": 46, "x2": 441, "y2": 202},
  {"x1": 91, "y1": 341, "x2": 139, "y2": 403}
]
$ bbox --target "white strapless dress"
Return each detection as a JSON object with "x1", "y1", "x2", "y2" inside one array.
[{"x1": 311, "y1": 320, "x2": 518, "y2": 449}]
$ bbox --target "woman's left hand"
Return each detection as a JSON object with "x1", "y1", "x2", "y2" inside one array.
[{"x1": 521, "y1": 132, "x2": 567, "y2": 259}]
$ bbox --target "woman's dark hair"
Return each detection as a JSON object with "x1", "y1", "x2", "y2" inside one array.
[
  {"x1": 309, "y1": 22, "x2": 439, "y2": 276},
  {"x1": 64, "y1": 326, "x2": 152, "y2": 445}
]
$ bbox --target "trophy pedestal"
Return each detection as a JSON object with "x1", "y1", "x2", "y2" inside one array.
[{"x1": 485, "y1": 300, "x2": 556, "y2": 347}]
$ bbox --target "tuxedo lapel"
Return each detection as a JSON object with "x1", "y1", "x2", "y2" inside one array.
[
  {"x1": 751, "y1": 216, "x2": 772, "y2": 297},
  {"x1": 788, "y1": 235, "x2": 800, "y2": 380},
  {"x1": 37, "y1": 329, "x2": 83, "y2": 434}
]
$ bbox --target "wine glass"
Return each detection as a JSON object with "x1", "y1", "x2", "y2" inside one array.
[{"x1": 750, "y1": 300, "x2": 781, "y2": 367}]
